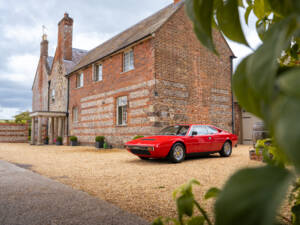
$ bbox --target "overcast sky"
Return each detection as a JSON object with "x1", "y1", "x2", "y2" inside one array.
[{"x1": 0, "y1": 0, "x2": 260, "y2": 119}]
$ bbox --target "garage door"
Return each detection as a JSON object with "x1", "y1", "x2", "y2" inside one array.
[{"x1": 242, "y1": 110, "x2": 261, "y2": 145}]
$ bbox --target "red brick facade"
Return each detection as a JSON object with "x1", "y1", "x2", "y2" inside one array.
[{"x1": 0, "y1": 123, "x2": 28, "y2": 143}]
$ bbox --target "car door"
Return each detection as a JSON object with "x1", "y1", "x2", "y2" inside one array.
[
  {"x1": 188, "y1": 125, "x2": 212, "y2": 153},
  {"x1": 206, "y1": 126, "x2": 222, "y2": 151}
]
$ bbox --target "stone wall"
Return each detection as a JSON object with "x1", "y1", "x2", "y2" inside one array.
[{"x1": 0, "y1": 123, "x2": 29, "y2": 143}]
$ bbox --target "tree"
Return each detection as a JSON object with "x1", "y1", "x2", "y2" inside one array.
[
  {"x1": 14, "y1": 111, "x2": 31, "y2": 124},
  {"x1": 154, "y1": 0, "x2": 300, "y2": 224}
]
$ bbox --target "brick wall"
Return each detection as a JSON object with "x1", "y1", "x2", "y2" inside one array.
[
  {"x1": 152, "y1": 6, "x2": 234, "y2": 133},
  {"x1": 0, "y1": 123, "x2": 29, "y2": 143},
  {"x1": 69, "y1": 39, "x2": 156, "y2": 146}
]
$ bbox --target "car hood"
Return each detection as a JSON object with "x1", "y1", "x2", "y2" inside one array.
[{"x1": 126, "y1": 136, "x2": 178, "y2": 146}]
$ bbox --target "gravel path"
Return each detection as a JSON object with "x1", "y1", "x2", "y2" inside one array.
[{"x1": 0, "y1": 143, "x2": 261, "y2": 221}]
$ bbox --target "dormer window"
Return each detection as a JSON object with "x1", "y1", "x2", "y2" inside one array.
[
  {"x1": 93, "y1": 64, "x2": 103, "y2": 82},
  {"x1": 123, "y1": 49, "x2": 134, "y2": 72},
  {"x1": 76, "y1": 73, "x2": 84, "y2": 88}
]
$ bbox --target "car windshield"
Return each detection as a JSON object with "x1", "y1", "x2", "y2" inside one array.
[{"x1": 158, "y1": 126, "x2": 190, "y2": 136}]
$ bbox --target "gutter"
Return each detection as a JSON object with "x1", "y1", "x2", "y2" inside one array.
[{"x1": 230, "y1": 55, "x2": 237, "y2": 134}]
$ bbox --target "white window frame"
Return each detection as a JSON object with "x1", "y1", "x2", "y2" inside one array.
[
  {"x1": 116, "y1": 96, "x2": 128, "y2": 126},
  {"x1": 76, "y1": 73, "x2": 84, "y2": 88},
  {"x1": 51, "y1": 89, "x2": 55, "y2": 102},
  {"x1": 123, "y1": 49, "x2": 134, "y2": 72},
  {"x1": 73, "y1": 107, "x2": 78, "y2": 122},
  {"x1": 93, "y1": 64, "x2": 103, "y2": 82}
]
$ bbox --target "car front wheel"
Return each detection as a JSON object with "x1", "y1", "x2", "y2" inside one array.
[
  {"x1": 220, "y1": 141, "x2": 232, "y2": 157},
  {"x1": 169, "y1": 143, "x2": 186, "y2": 163}
]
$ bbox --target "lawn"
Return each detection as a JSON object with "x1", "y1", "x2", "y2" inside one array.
[{"x1": 0, "y1": 143, "x2": 262, "y2": 221}]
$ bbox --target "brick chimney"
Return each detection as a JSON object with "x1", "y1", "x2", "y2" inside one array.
[
  {"x1": 40, "y1": 34, "x2": 48, "y2": 57},
  {"x1": 174, "y1": 0, "x2": 182, "y2": 4},
  {"x1": 57, "y1": 13, "x2": 73, "y2": 61}
]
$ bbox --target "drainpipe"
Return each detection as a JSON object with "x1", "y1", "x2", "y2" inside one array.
[
  {"x1": 48, "y1": 81, "x2": 51, "y2": 111},
  {"x1": 230, "y1": 55, "x2": 237, "y2": 134},
  {"x1": 66, "y1": 76, "x2": 70, "y2": 137}
]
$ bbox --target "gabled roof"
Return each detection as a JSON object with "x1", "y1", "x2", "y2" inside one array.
[
  {"x1": 64, "y1": 48, "x2": 88, "y2": 74},
  {"x1": 67, "y1": 2, "x2": 184, "y2": 75}
]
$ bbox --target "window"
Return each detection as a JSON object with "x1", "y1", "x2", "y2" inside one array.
[
  {"x1": 123, "y1": 49, "x2": 134, "y2": 72},
  {"x1": 207, "y1": 126, "x2": 219, "y2": 134},
  {"x1": 73, "y1": 107, "x2": 78, "y2": 122},
  {"x1": 93, "y1": 64, "x2": 103, "y2": 82},
  {"x1": 159, "y1": 126, "x2": 190, "y2": 136},
  {"x1": 189, "y1": 126, "x2": 209, "y2": 136},
  {"x1": 51, "y1": 89, "x2": 55, "y2": 102},
  {"x1": 117, "y1": 96, "x2": 128, "y2": 126},
  {"x1": 76, "y1": 73, "x2": 84, "y2": 88}
]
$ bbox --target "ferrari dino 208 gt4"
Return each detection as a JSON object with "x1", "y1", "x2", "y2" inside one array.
[{"x1": 125, "y1": 125, "x2": 238, "y2": 163}]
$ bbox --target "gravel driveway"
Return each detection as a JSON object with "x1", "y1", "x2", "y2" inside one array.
[{"x1": 0, "y1": 143, "x2": 260, "y2": 221}]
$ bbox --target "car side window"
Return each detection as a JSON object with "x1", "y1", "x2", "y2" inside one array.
[
  {"x1": 189, "y1": 126, "x2": 209, "y2": 136},
  {"x1": 206, "y1": 126, "x2": 219, "y2": 134}
]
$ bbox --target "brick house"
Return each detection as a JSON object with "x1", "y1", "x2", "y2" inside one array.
[{"x1": 31, "y1": 0, "x2": 242, "y2": 146}]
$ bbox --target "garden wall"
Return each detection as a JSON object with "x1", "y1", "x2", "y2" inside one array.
[{"x1": 0, "y1": 123, "x2": 29, "y2": 143}]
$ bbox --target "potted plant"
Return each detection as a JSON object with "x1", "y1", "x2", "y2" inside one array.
[
  {"x1": 44, "y1": 136, "x2": 49, "y2": 145},
  {"x1": 70, "y1": 136, "x2": 78, "y2": 146},
  {"x1": 95, "y1": 136, "x2": 105, "y2": 149},
  {"x1": 56, "y1": 136, "x2": 63, "y2": 146}
]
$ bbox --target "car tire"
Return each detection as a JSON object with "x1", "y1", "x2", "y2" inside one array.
[
  {"x1": 168, "y1": 143, "x2": 186, "y2": 163},
  {"x1": 220, "y1": 141, "x2": 232, "y2": 157},
  {"x1": 139, "y1": 156, "x2": 149, "y2": 160}
]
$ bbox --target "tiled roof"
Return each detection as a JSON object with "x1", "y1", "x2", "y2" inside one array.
[
  {"x1": 67, "y1": 2, "x2": 184, "y2": 75},
  {"x1": 64, "y1": 48, "x2": 88, "y2": 74}
]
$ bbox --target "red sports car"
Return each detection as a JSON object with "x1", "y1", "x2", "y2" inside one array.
[{"x1": 125, "y1": 125, "x2": 238, "y2": 163}]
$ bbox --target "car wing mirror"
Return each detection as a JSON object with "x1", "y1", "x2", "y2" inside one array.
[{"x1": 192, "y1": 131, "x2": 198, "y2": 136}]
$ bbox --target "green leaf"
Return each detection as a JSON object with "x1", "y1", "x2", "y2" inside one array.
[
  {"x1": 177, "y1": 194, "x2": 194, "y2": 219},
  {"x1": 205, "y1": 187, "x2": 221, "y2": 200},
  {"x1": 246, "y1": 16, "x2": 298, "y2": 103},
  {"x1": 245, "y1": 5, "x2": 253, "y2": 25},
  {"x1": 253, "y1": 0, "x2": 270, "y2": 19},
  {"x1": 267, "y1": 0, "x2": 300, "y2": 17},
  {"x1": 278, "y1": 68, "x2": 300, "y2": 98},
  {"x1": 215, "y1": 166, "x2": 293, "y2": 225},
  {"x1": 232, "y1": 56, "x2": 263, "y2": 118},
  {"x1": 185, "y1": 0, "x2": 217, "y2": 54},
  {"x1": 216, "y1": 0, "x2": 249, "y2": 46},
  {"x1": 187, "y1": 216, "x2": 205, "y2": 225},
  {"x1": 272, "y1": 97, "x2": 300, "y2": 173},
  {"x1": 152, "y1": 218, "x2": 164, "y2": 225},
  {"x1": 292, "y1": 204, "x2": 300, "y2": 225}
]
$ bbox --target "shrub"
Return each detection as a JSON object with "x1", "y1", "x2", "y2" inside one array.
[
  {"x1": 56, "y1": 136, "x2": 62, "y2": 142},
  {"x1": 133, "y1": 135, "x2": 144, "y2": 140},
  {"x1": 95, "y1": 136, "x2": 105, "y2": 143},
  {"x1": 44, "y1": 136, "x2": 49, "y2": 141},
  {"x1": 70, "y1": 136, "x2": 78, "y2": 142}
]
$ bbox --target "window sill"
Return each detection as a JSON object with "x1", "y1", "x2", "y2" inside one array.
[
  {"x1": 94, "y1": 80, "x2": 103, "y2": 83},
  {"x1": 120, "y1": 68, "x2": 135, "y2": 74},
  {"x1": 116, "y1": 124, "x2": 127, "y2": 127},
  {"x1": 76, "y1": 86, "x2": 83, "y2": 89}
]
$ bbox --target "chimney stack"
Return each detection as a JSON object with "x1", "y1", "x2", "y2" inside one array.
[
  {"x1": 40, "y1": 34, "x2": 48, "y2": 57},
  {"x1": 57, "y1": 13, "x2": 73, "y2": 61}
]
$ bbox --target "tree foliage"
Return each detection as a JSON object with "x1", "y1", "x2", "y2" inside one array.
[
  {"x1": 154, "y1": 0, "x2": 300, "y2": 224},
  {"x1": 14, "y1": 111, "x2": 30, "y2": 124}
]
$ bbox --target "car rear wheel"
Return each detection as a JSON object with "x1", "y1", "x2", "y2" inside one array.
[
  {"x1": 169, "y1": 143, "x2": 186, "y2": 163},
  {"x1": 220, "y1": 141, "x2": 232, "y2": 157}
]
